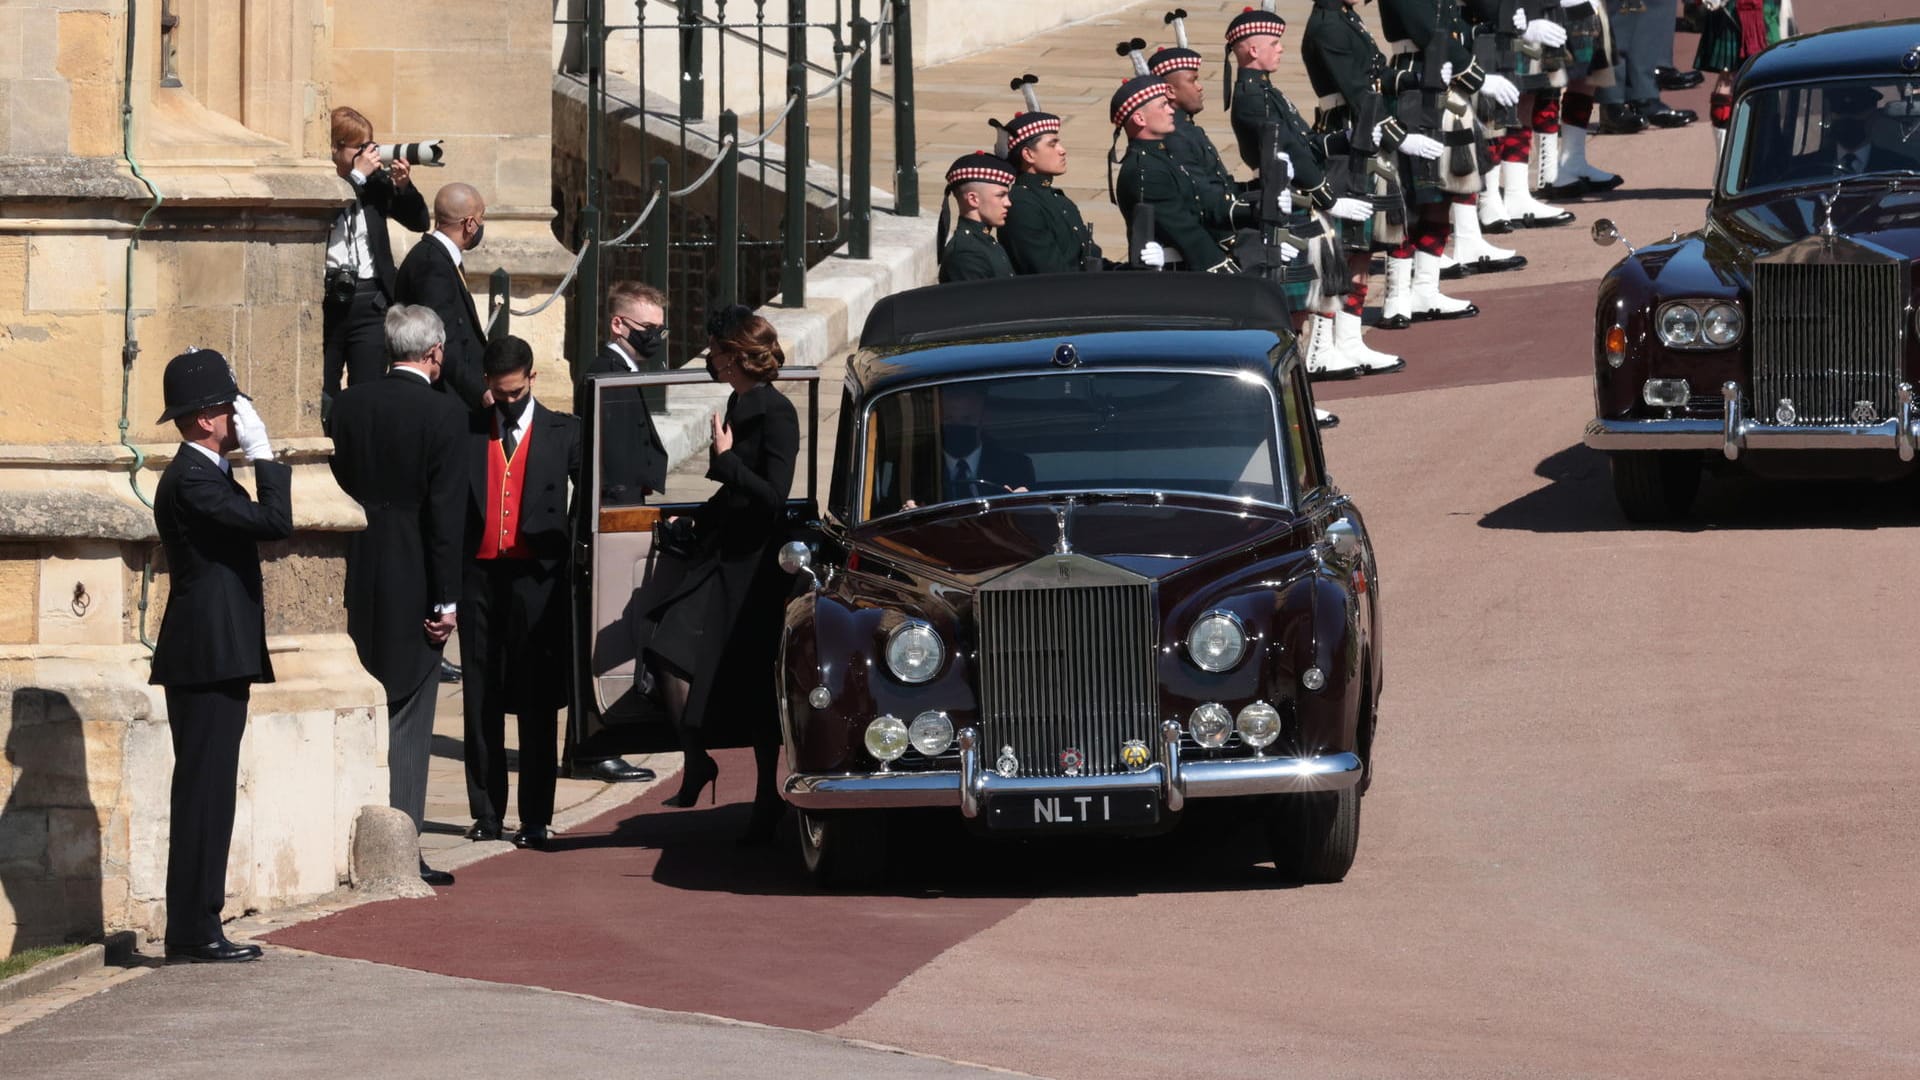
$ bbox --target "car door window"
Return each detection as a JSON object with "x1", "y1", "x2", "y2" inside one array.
[{"x1": 1279, "y1": 365, "x2": 1325, "y2": 498}]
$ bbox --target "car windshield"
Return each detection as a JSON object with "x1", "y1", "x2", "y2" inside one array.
[
  {"x1": 860, "y1": 370, "x2": 1284, "y2": 519},
  {"x1": 1727, "y1": 78, "x2": 1920, "y2": 194}
]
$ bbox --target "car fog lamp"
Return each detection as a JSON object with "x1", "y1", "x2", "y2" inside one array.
[
  {"x1": 1701, "y1": 304, "x2": 1744, "y2": 347},
  {"x1": 1187, "y1": 611, "x2": 1247, "y2": 672},
  {"x1": 885, "y1": 621, "x2": 944, "y2": 684},
  {"x1": 1235, "y1": 701, "x2": 1283, "y2": 750},
  {"x1": 1657, "y1": 304, "x2": 1700, "y2": 348},
  {"x1": 1301, "y1": 667, "x2": 1327, "y2": 692},
  {"x1": 864, "y1": 715, "x2": 910, "y2": 763},
  {"x1": 1642, "y1": 378, "x2": 1690, "y2": 408},
  {"x1": 1188, "y1": 703, "x2": 1232, "y2": 748},
  {"x1": 1604, "y1": 325, "x2": 1628, "y2": 369},
  {"x1": 908, "y1": 710, "x2": 955, "y2": 756},
  {"x1": 807, "y1": 685, "x2": 833, "y2": 710}
]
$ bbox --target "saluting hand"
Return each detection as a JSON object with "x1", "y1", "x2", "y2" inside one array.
[{"x1": 711, "y1": 412, "x2": 733, "y2": 454}]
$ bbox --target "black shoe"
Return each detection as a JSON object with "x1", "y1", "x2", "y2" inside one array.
[
  {"x1": 166, "y1": 939, "x2": 262, "y2": 964},
  {"x1": 738, "y1": 797, "x2": 784, "y2": 847},
  {"x1": 1441, "y1": 260, "x2": 1477, "y2": 280},
  {"x1": 420, "y1": 865, "x2": 455, "y2": 887},
  {"x1": 1412, "y1": 303, "x2": 1481, "y2": 322},
  {"x1": 1481, "y1": 217, "x2": 1514, "y2": 235},
  {"x1": 1638, "y1": 101, "x2": 1697, "y2": 128},
  {"x1": 661, "y1": 752, "x2": 718, "y2": 808},
  {"x1": 1460, "y1": 253, "x2": 1528, "y2": 273},
  {"x1": 1597, "y1": 103, "x2": 1649, "y2": 135},
  {"x1": 1316, "y1": 411, "x2": 1340, "y2": 430},
  {"x1": 438, "y1": 659, "x2": 462, "y2": 684},
  {"x1": 576, "y1": 757, "x2": 657, "y2": 783},
  {"x1": 464, "y1": 819, "x2": 502, "y2": 842},
  {"x1": 1374, "y1": 313, "x2": 1411, "y2": 330},
  {"x1": 512, "y1": 825, "x2": 552, "y2": 850},
  {"x1": 1654, "y1": 67, "x2": 1704, "y2": 91}
]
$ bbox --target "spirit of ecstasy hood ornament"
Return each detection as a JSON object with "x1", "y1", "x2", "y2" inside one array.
[{"x1": 1053, "y1": 497, "x2": 1075, "y2": 555}]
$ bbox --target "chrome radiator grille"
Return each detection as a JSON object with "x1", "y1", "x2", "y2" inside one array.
[
  {"x1": 976, "y1": 585, "x2": 1157, "y2": 778},
  {"x1": 1751, "y1": 258, "x2": 1906, "y2": 424}
]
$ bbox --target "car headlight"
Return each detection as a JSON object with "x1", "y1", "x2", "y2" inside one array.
[
  {"x1": 1186, "y1": 611, "x2": 1247, "y2": 672},
  {"x1": 1236, "y1": 702, "x2": 1282, "y2": 750},
  {"x1": 1188, "y1": 703, "x2": 1232, "y2": 748},
  {"x1": 1701, "y1": 303, "x2": 1744, "y2": 347},
  {"x1": 865, "y1": 715, "x2": 909, "y2": 762},
  {"x1": 885, "y1": 621, "x2": 944, "y2": 684},
  {"x1": 1657, "y1": 303, "x2": 1700, "y2": 347},
  {"x1": 908, "y1": 710, "x2": 955, "y2": 756}
]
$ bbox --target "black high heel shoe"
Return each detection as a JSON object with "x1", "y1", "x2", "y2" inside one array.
[
  {"x1": 738, "y1": 794, "x2": 784, "y2": 846},
  {"x1": 661, "y1": 751, "x2": 718, "y2": 808}
]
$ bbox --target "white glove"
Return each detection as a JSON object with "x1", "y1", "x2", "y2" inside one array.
[
  {"x1": 1139, "y1": 242, "x2": 1166, "y2": 269},
  {"x1": 1279, "y1": 241, "x2": 1302, "y2": 263},
  {"x1": 1371, "y1": 119, "x2": 1387, "y2": 145},
  {"x1": 1329, "y1": 197, "x2": 1372, "y2": 222},
  {"x1": 1512, "y1": 8, "x2": 1527, "y2": 31},
  {"x1": 231, "y1": 395, "x2": 274, "y2": 462},
  {"x1": 1480, "y1": 73, "x2": 1520, "y2": 108},
  {"x1": 1440, "y1": 61, "x2": 1453, "y2": 84},
  {"x1": 1523, "y1": 18, "x2": 1568, "y2": 47},
  {"x1": 1398, "y1": 132, "x2": 1444, "y2": 160}
]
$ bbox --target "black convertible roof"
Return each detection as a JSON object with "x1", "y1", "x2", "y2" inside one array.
[
  {"x1": 859, "y1": 273, "x2": 1295, "y2": 350},
  {"x1": 1740, "y1": 17, "x2": 1920, "y2": 90}
]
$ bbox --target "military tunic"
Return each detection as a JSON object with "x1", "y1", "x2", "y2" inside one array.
[
  {"x1": 1303, "y1": 0, "x2": 1419, "y2": 147},
  {"x1": 1229, "y1": 67, "x2": 1340, "y2": 212},
  {"x1": 1001, "y1": 172, "x2": 1104, "y2": 275},
  {"x1": 1165, "y1": 110, "x2": 1245, "y2": 234},
  {"x1": 1116, "y1": 137, "x2": 1233, "y2": 271},
  {"x1": 938, "y1": 218, "x2": 1015, "y2": 283},
  {"x1": 1377, "y1": 0, "x2": 1492, "y2": 199}
]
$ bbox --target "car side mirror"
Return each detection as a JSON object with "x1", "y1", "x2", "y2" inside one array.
[
  {"x1": 778, "y1": 540, "x2": 823, "y2": 591},
  {"x1": 1591, "y1": 218, "x2": 1637, "y2": 254}
]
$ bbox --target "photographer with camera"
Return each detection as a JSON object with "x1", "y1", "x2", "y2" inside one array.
[{"x1": 323, "y1": 107, "x2": 429, "y2": 423}]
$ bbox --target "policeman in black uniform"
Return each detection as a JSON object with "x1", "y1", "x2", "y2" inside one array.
[
  {"x1": 937, "y1": 152, "x2": 1018, "y2": 283},
  {"x1": 149, "y1": 349, "x2": 292, "y2": 963},
  {"x1": 997, "y1": 76, "x2": 1154, "y2": 274},
  {"x1": 1112, "y1": 65, "x2": 1235, "y2": 273}
]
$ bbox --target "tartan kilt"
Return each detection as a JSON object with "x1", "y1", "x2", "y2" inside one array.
[
  {"x1": 1563, "y1": 5, "x2": 1616, "y2": 87},
  {"x1": 1694, "y1": 8, "x2": 1743, "y2": 72}
]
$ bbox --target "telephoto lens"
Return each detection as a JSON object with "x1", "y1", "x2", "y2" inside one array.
[{"x1": 379, "y1": 140, "x2": 444, "y2": 166}]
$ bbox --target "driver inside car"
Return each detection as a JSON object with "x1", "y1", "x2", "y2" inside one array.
[
  {"x1": 1788, "y1": 85, "x2": 1919, "y2": 180},
  {"x1": 895, "y1": 384, "x2": 1035, "y2": 512}
]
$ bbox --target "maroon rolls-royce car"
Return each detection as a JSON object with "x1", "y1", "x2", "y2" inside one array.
[
  {"x1": 1583, "y1": 19, "x2": 1920, "y2": 520},
  {"x1": 774, "y1": 274, "x2": 1380, "y2": 886}
]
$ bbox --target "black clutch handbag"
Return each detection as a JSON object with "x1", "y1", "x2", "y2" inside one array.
[{"x1": 654, "y1": 515, "x2": 700, "y2": 560}]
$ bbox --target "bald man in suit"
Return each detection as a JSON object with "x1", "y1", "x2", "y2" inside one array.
[{"x1": 396, "y1": 182, "x2": 490, "y2": 411}]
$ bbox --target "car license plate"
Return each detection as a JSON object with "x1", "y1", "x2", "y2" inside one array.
[{"x1": 987, "y1": 790, "x2": 1159, "y2": 831}]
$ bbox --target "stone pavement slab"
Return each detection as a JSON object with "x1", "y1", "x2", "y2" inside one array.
[{"x1": 0, "y1": 952, "x2": 1029, "y2": 1080}]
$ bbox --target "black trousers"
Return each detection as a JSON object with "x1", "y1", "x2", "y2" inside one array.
[
  {"x1": 164, "y1": 680, "x2": 250, "y2": 947},
  {"x1": 387, "y1": 662, "x2": 439, "y2": 831},
  {"x1": 461, "y1": 559, "x2": 561, "y2": 828},
  {"x1": 322, "y1": 280, "x2": 389, "y2": 405}
]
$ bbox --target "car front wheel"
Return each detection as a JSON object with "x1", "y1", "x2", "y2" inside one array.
[
  {"x1": 797, "y1": 808, "x2": 889, "y2": 889},
  {"x1": 1609, "y1": 450, "x2": 1701, "y2": 522},
  {"x1": 1266, "y1": 787, "x2": 1360, "y2": 884}
]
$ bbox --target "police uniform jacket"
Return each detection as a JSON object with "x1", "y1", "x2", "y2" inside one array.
[
  {"x1": 1116, "y1": 137, "x2": 1232, "y2": 269},
  {"x1": 328, "y1": 369, "x2": 468, "y2": 699},
  {"x1": 149, "y1": 448, "x2": 294, "y2": 688},
  {"x1": 939, "y1": 218, "x2": 1015, "y2": 282},
  {"x1": 1229, "y1": 67, "x2": 1340, "y2": 211},
  {"x1": 1303, "y1": 0, "x2": 1419, "y2": 147},
  {"x1": 1001, "y1": 172, "x2": 1103, "y2": 275},
  {"x1": 1166, "y1": 110, "x2": 1245, "y2": 233}
]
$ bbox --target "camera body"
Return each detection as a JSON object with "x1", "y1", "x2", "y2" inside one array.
[
  {"x1": 326, "y1": 266, "x2": 359, "y2": 307},
  {"x1": 379, "y1": 140, "x2": 445, "y2": 167}
]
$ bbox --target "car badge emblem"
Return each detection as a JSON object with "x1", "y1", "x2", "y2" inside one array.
[
  {"x1": 1119, "y1": 740, "x2": 1151, "y2": 771},
  {"x1": 1058, "y1": 747, "x2": 1085, "y2": 776},
  {"x1": 1775, "y1": 397, "x2": 1797, "y2": 425},
  {"x1": 1851, "y1": 400, "x2": 1879, "y2": 424},
  {"x1": 995, "y1": 745, "x2": 1020, "y2": 778}
]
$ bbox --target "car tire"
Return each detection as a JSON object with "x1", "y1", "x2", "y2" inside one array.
[
  {"x1": 1609, "y1": 450, "x2": 1701, "y2": 522},
  {"x1": 797, "y1": 808, "x2": 888, "y2": 890},
  {"x1": 1266, "y1": 787, "x2": 1360, "y2": 884}
]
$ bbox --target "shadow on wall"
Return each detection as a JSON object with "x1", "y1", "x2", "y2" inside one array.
[{"x1": 1, "y1": 689, "x2": 104, "y2": 955}]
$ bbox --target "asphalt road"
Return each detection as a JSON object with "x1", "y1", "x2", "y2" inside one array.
[{"x1": 17, "y1": 3, "x2": 1920, "y2": 1077}]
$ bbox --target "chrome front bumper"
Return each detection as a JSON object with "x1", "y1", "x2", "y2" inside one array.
[
  {"x1": 1584, "y1": 381, "x2": 1920, "y2": 462},
  {"x1": 783, "y1": 722, "x2": 1363, "y2": 816}
]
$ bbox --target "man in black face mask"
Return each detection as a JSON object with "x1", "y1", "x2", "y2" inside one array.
[
  {"x1": 459, "y1": 335, "x2": 583, "y2": 847},
  {"x1": 940, "y1": 384, "x2": 1034, "y2": 501},
  {"x1": 566, "y1": 281, "x2": 668, "y2": 784}
]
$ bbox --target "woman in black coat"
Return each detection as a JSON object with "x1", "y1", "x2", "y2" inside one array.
[{"x1": 644, "y1": 306, "x2": 799, "y2": 840}]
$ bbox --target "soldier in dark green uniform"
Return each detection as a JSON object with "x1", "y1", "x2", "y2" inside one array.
[
  {"x1": 936, "y1": 152, "x2": 1017, "y2": 284},
  {"x1": 995, "y1": 76, "x2": 1134, "y2": 275},
  {"x1": 1144, "y1": 13, "x2": 1250, "y2": 238},
  {"x1": 1111, "y1": 67, "x2": 1234, "y2": 273}
]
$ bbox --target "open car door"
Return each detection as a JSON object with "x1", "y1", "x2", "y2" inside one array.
[{"x1": 570, "y1": 367, "x2": 823, "y2": 759}]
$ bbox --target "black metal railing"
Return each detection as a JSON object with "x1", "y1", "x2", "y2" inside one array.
[{"x1": 539, "y1": 0, "x2": 919, "y2": 381}]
